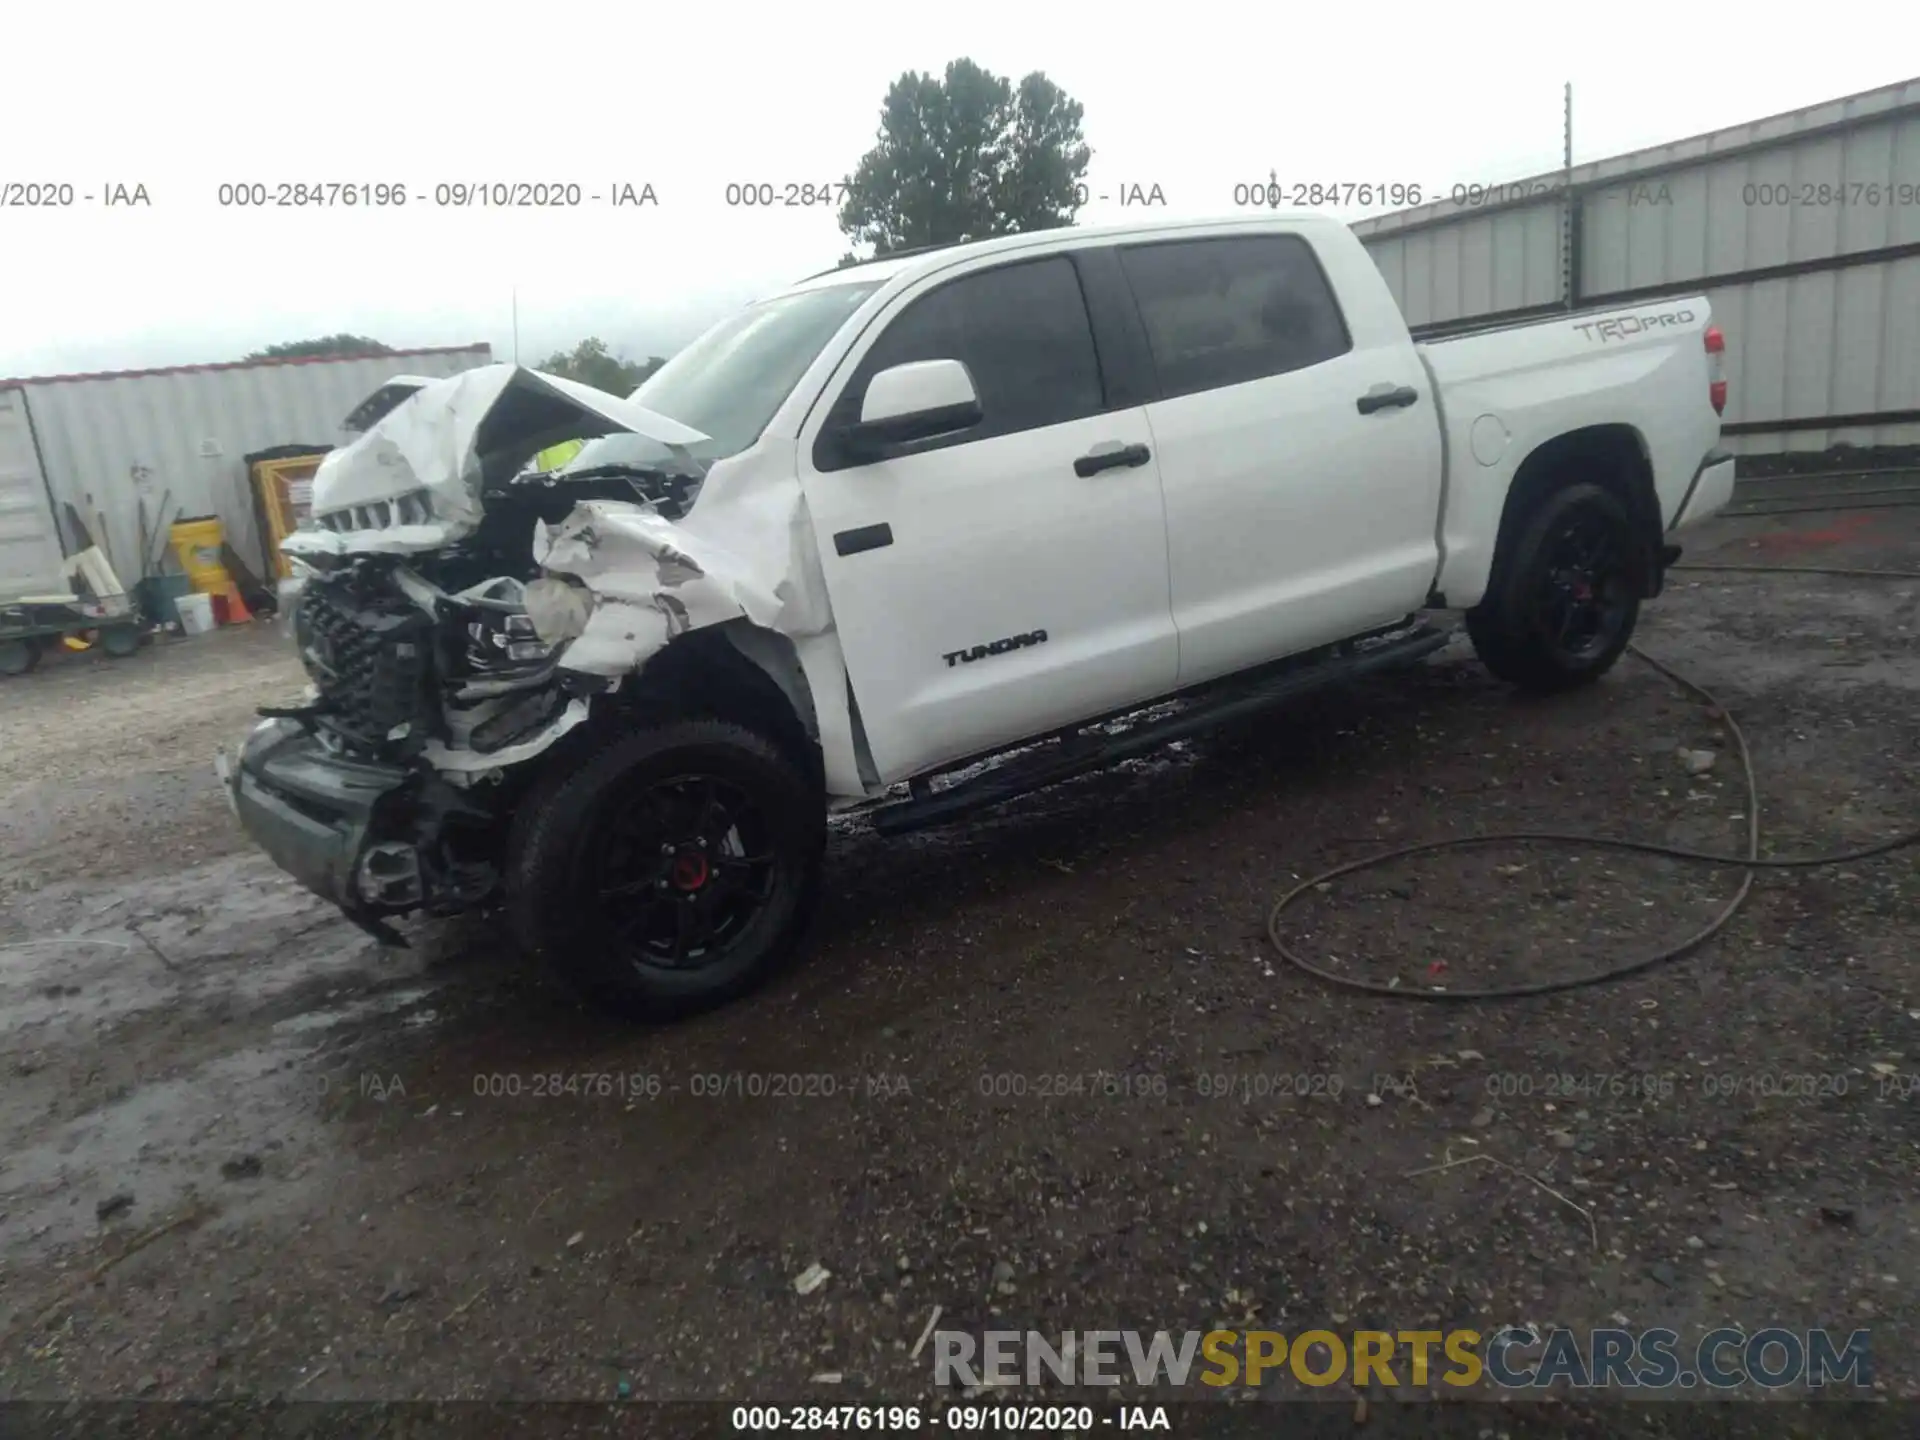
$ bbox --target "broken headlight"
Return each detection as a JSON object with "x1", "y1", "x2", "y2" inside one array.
[{"x1": 467, "y1": 609, "x2": 551, "y2": 669}]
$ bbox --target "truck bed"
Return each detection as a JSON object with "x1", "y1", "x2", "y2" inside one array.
[{"x1": 1412, "y1": 293, "x2": 1723, "y2": 609}]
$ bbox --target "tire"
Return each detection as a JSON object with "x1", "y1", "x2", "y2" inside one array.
[
  {"x1": 0, "y1": 637, "x2": 41, "y2": 677},
  {"x1": 100, "y1": 623, "x2": 144, "y2": 659},
  {"x1": 505, "y1": 718, "x2": 826, "y2": 1021},
  {"x1": 1467, "y1": 482, "x2": 1643, "y2": 694}
]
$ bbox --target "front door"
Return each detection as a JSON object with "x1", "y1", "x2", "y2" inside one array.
[{"x1": 799, "y1": 254, "x2": 1179, "y2": 784}]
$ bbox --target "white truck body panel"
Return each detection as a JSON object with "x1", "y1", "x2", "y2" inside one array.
[
  {"x1": 1144, "y1": 222, "x2": 1444, "y2": 690},
  {"x1": 801, "y1": 400, "x2": 1178, "y2": 781},
  {"x1": 273, "y1": 214, "x2": 1731, "y2": 803},
  {"x1": 1420, "y1": 295, "x2": 1721, "y2": 610}
]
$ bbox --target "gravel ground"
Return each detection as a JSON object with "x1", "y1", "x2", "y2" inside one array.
[{"x1": 0, "y1": 508, "x2": 1916, "y2": 1435}]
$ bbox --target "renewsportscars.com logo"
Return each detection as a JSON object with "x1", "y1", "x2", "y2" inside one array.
[{"x1": 932, "y1": 1327, "x2": 1872, "y2": 1391}]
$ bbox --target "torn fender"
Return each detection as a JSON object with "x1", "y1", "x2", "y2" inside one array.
[
  {"x1": 285, "y1": 364, "x2": 710, "y2": 557},
  {"x1": 535, "y1": 493, "x2": 833, "y2": 676}
]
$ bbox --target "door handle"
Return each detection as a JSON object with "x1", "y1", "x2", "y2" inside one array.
[
  {"x1": 1075, "y1": 442, "x2": 1152, "y2": 477},
  {"x1": 1356, "y1": 383, "x2": 1419, "y2": 415},
  {"x1": 833, "y1": 522, "x2": 893, "y2": 556}
]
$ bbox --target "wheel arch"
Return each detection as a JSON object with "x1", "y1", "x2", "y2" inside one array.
[
  {"x1": 604, "y1": 622, "x2": 827, "y2": 797},
  {"x1": 1482, "y1": 424, "x2": 1662, "y2": 608}
]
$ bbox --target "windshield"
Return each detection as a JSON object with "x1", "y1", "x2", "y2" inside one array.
[
  {"x1": 545, "y1": 430, "x2": 688, "y2": 477},
  {"x1": 628, "y1": 279, "x2": 883, "y2": 460}
]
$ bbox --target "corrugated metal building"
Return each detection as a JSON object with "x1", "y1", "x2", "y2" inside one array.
[
  {"x1": 1353, "y1": 75, "x2": 1920, "y2": 457},
  {"x1": 0, "y1": 345, "x2": 492, "y2": 597}
]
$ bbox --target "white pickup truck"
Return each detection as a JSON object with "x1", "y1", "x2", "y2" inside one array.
[{"x1": 226, "y1": 213, "x2": 1735, "y2": 1019}]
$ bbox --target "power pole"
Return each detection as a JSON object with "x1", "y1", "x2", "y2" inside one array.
[{"x1": 1561, "y1": 83, "x2": 1577, "y2": 311}]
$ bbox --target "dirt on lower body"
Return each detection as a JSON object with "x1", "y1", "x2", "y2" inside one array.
[{"x1": 1, "y1": 509, "x2": 1917, "y2": 1433}]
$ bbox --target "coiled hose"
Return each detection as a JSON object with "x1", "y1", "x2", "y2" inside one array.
[{"x1": 1268, "y1": 562, "x2": 1920, "y2": 1001}]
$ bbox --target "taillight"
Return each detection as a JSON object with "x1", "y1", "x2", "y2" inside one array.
[{"x1": 1704, "y1": 325, "x2": 1727, "y2": 414}]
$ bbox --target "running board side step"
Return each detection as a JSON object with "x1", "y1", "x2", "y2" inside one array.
[{"x1": 869, "y1": 624, "x2": 1453, "y2": 836}]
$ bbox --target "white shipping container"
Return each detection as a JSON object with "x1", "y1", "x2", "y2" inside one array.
[
  {"x1": 6, "y1": 344, "x2": 493, "y2": 587},
  {"x1": 0, "y1": 387, "x2": 67, "y2": 600}
]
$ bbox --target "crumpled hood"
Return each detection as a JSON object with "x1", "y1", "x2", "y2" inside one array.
[{"x1": 283, "y1": 364, "x2": 709, "y2": 557}]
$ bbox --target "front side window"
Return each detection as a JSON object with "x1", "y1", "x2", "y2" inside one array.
[
  {"x1": 630, "y1": 278, "x2": 883, "y2": 460},
  {"x1": 1118, "y1": 235, "x2": 1352, "y2": 399},
  {"x1": 818, "y1": 256, "x2": 1105, "y2": 467}
]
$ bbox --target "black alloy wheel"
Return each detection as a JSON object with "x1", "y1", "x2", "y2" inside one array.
[
  {"x1": 1466, "y1": 481, "x2": 1644, "y2": 693},
  {"x1": 1533, "y1": 510, "x2": 1635, "y2": 663},
  {"x1": 506, "y1": 718, "x2": 826, "y2": 1020},
  {"x1": 592, "y1": 773, "x2": 780, "y2": 971}
]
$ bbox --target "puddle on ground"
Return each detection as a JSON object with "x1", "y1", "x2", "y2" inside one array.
[
  {"x1": 0, "y1": 1040, "x2": 325, "y2": 1256},
  {"x1": 0, "y1": 853, "x2": 449, "y2": 1274},
  {"x1": 269, "y1": 986, "x2": 437, "y2": 1036}
]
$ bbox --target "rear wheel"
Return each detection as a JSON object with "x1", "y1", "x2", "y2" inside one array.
[
  {"x1": 505, "y1": 718, "x2": 825, "y2": 1021},
  {"x1": 1467, "y1": 482, "x2": 1643, "y2": 693}
]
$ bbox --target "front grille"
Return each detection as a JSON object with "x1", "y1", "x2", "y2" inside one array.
[
  {"x1": 294, "y1": 579, "x2": 438, "y2": 755},
  {"x1": 316, "y1": 488, "x2": 436, "y2": 534}
]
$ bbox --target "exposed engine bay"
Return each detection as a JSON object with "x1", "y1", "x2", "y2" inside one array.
[
  {"x1": 253, "y1": 459, "x2": 720, "y2": 927},
  {"x1": 230, "y1": 363, "x2": 841, "y2": 937},
  {"x1": 274, "y1": 364, "x2": 736, "y2": 777},
  {"x1": 286, "y1": 461, "x2": 707, "y2": 771}
]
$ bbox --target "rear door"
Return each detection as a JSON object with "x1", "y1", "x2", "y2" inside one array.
[
  {"x1": 1116, "y1": 231, "x2": 1442, "y2": 687},
  {"x1": 798, "y1": 252, "x2": 1179, "y2": 784},
  {"x1": 0, "y1": 388, "x2": 69, "y2": 600}
]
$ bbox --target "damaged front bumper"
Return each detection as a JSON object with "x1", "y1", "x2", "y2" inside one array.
[{"x1": 223, "y1": 718, "x2": 498, "y2": 943}]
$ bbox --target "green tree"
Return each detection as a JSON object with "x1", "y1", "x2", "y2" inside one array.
[
  {"x1": 537, "y1": 337, "x2": 666, "y2": 394},
  {"x1": 247, "y1": 334, "x2": 393, "y2": 361},
  {"x1": 836, "y1": 59, "x2": 1090, "y2": 259}
]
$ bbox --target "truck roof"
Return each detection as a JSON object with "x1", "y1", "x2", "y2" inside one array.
[{"x1": 783, "y1": 211, "x2": 1337, "y2": 295}]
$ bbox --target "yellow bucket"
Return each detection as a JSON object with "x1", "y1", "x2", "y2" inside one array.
[{"x1": 169, "y1": 516, "x2": 234, "y2": 596}]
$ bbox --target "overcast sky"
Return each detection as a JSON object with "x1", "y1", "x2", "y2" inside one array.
[{"x1": 1, "y1": 2, "x2": 1910, "y2": 379}]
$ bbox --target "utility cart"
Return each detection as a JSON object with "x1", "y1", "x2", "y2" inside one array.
[{"x1": 0, "y1": 594, "x2": 143, "y2": 677}]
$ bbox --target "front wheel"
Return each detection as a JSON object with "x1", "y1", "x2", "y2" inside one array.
[
  {"x1": 505, "y1": 718, "x2": 825, "y2": 1021},
  {"x1": 1467, "y1": 482, "x2": 1643, "y2": 694}
]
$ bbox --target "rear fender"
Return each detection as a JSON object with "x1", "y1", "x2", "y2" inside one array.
[{"x1": 1475, "y1": 424, "x2": 1661, "y2": 609}]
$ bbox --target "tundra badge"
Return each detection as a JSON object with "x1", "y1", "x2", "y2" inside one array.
[{"x1": 942, "y1": 630, "x2": 1049, "y2": 667}]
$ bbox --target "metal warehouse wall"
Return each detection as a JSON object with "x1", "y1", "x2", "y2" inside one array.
[
  {"x1": 1353, "y1": 76, "x2": 1920, "y2": 457},
  {"x1": 12, "y1": 345, "x2": 493, "y2": 584}
]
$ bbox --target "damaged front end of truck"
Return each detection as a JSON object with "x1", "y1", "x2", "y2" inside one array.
[{"x1": 221, "y1": 363, "x2": 820, "y2": 944}]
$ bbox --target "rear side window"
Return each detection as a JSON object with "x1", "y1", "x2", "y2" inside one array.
[
  {"x1": 817, "y1": 256, "x2": 1105, "y2": 468},
  {"x1": 1118, "y1": 235, "x2": 1352, "y2": 399}
]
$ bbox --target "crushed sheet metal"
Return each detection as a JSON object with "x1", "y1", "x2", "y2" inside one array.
[
  {"x1": 422, "y1": 697, "x2": 591, "y2": 775},
  {"x1": 284, "y1": 365, "x2": 710, "y2": 558},
  {"x1": 522, "y1": 576, "x2": 593, "y2": 646},
  {"x1": 535, "y1": 470, "x2": 834, "y2": 677},
  {"x1": 283, "y1": 522, "x2": 462, "y2": 558}
]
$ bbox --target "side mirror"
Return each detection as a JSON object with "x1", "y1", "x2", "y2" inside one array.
[{"x1": 837, "y1": 359, "x2": 982, "y2": 463}]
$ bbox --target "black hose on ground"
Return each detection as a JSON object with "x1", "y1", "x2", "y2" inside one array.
[{"x1": 1268, "y1": 563, "x2": 1920, "y2": 1001}]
